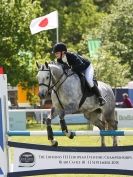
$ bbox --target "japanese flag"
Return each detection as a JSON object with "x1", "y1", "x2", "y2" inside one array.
[
  {"x1": 30, "y1": 11, "x2": 58, "y2": 35},
  {"x1": 0, "y1": 67, "x2": 4, "y2": 74}
]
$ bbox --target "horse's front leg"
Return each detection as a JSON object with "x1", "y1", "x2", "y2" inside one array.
[
  {"x1": 59, "y1": 109, "x2": 74, "y2": 139},
  {"x1": 46, "y1": 107, "x2": 58, "y2": 146}
]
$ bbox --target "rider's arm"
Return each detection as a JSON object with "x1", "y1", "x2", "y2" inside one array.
[
  {"x1": 57, "y1": 58, "x2": 70, "y2": 70},
  {"x1": 66, "y1": 52, "x2": 90, "y2": 73}
]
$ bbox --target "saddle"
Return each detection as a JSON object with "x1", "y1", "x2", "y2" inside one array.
[
  {"x1": 61, "y1": 64, "x2": 97, "y2": 108},
  {"x1": 78, "y1": 74, "x2": 98, "y2": 108}
]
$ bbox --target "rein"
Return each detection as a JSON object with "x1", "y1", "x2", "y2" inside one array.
[{"x1": 39, "y1": 67, "x2": 74, "y2": 109}]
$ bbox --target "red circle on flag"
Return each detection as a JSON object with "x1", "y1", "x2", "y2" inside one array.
[
  {"x1": 0, "y1": 67, "x2": 4, "y2": 74},
  {"x1": 39, "y1": 18, "x2": 48, "y2": 27}
]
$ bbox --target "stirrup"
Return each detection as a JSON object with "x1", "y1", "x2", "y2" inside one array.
[{"x1": 98, "y1": 97, "x2": 106, "y2": 106}]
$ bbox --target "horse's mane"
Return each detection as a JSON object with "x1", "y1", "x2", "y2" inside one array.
[{"x1": 48, "y1": 61, "x2": 74, "y2": 75}]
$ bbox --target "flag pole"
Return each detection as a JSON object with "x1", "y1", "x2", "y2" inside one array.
[
  {"x1": 56, "y1": 27, "x2": 59, "y2": 43},
  {"x1": 56, "y1": 10, "x2": 59, "y2": 43}
]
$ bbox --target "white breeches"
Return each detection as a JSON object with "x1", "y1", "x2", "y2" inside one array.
[{"x1": 85, "y1": 64, "x2": 94, "y2": 88}]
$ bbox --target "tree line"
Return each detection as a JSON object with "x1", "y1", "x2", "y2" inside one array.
[{"x1": 0, "y1": 0, "x2": 132, "y2": 88}]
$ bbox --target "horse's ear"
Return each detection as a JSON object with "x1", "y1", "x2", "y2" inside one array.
[
  {"x1": 45, "y1": 62, "x2": 49, "y2": 68},
  {"x1": 36, "y1": 61, "x2": 40, "y2": 69}
]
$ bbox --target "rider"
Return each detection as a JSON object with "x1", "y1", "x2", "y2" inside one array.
[{"x1": 52, "y1": 42, "x2": 106, "y2": 106}]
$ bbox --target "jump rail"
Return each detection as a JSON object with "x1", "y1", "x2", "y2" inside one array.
[
  {"x1": 8, "y1": 130, "x2": 133, "y2": 136},
  {"x1": 1, "y1": 74, "x2": 133, "y2": 177}
]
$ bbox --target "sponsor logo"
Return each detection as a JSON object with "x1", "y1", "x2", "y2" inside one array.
[{"x1": 19, "y1": 152, "x2": 35, "y2": 167}]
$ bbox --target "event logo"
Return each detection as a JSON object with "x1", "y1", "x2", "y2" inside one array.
[{"x1": 19, "y1": 152, "x2": 35, "y2": 167}]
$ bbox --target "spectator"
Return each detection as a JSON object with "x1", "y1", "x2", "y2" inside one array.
[{"x1": 122, "y1": 93, "x2": 133, "y2": 108}]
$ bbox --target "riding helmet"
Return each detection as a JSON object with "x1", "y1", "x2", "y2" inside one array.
[{"x1": 52, "y1": 42, "x2": 67, "y2": 53}]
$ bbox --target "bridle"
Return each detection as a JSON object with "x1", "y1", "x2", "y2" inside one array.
[
  {"x1": 38, "y1": 68, "x2": 52, "y2": 92},
  {"x1": 38, "y1": 67, "x2": 64, "y2": 93},
  {"x1": 38, "y1": 66, "x2": 74, "y2": 109}
]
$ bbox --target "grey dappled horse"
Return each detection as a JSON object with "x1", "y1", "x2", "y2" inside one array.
[{"x1": 36, "y1": 62, "x2": 118, "y2": 147}]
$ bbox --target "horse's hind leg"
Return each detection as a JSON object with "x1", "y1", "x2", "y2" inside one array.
[
  {"x1": 108, "y1": 119, "x2": 118, "y2": 146},
  {"x1": 95, "y1": 119, "x2": 106, "y2": 147},
  {"x1": 98, "y1": 120, "x2": 106, "y2": 147},
  {"x1": 100, "y1": 121, "x2": 108, "y2": 147},
  {"x1": 88, "y1": 111, "x2": 106, "y2": 147},
  {"x1": 59, "y1": 110, "x2": 74, "y2": 139},
  {"x1": 113, "y1": 119, "x2": 118, "y2": 146}
]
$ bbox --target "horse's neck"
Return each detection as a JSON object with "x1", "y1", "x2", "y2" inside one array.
[
  {"x1": 50, "y1": 64, "x2": 63, "y2": 80},
  {"x1": 52, "y1": 69, "x2": 82, "y2": 99}
]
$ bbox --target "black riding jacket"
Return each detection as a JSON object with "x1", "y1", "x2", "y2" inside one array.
[{"x1": 57, "y1": 52, "x2": 90, "y2": 74}]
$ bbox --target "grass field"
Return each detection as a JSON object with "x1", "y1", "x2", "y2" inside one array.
[{"x1": 9, "y1": 124, "x2": 133, "y2": 177}]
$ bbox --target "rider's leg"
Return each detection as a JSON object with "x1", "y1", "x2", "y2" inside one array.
[
  {"x1": 85, "y1": 64, "x2": 106, "y2": 106},
  {"x1": 92, "y1": 84, "x2": 106, "y2": 106}
]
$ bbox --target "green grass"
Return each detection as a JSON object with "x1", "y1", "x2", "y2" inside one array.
[{"x1": 9, "y1": 124, "x2": 133, "y2": 177}]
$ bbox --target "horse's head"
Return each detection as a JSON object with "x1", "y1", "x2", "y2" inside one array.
[
  {"x1": 36, "y1": 62, "x2": 51, "y2": 99},
  {"x1": 36, "y1": 62, "x2": 64, "y2": 99}
]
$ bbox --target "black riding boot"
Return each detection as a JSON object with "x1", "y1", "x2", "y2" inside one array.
[{"x1": 92, "y1": 84, "x2": 106, "y2": 106}]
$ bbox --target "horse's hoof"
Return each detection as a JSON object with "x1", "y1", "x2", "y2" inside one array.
[
  {"x1": 65, "y1": 131, "x2": 74, "y2": 139},
  {"x1": 51, "y1": 140, "x2": 58, "y2": 147},
  {"x1": 69, "y1": 132, "x2": 74, "y2": 139}
]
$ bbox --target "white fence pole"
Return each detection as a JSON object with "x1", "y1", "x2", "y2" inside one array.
[{"x1": 0, "y1": 74, "x2": 9, "y2": 177}]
